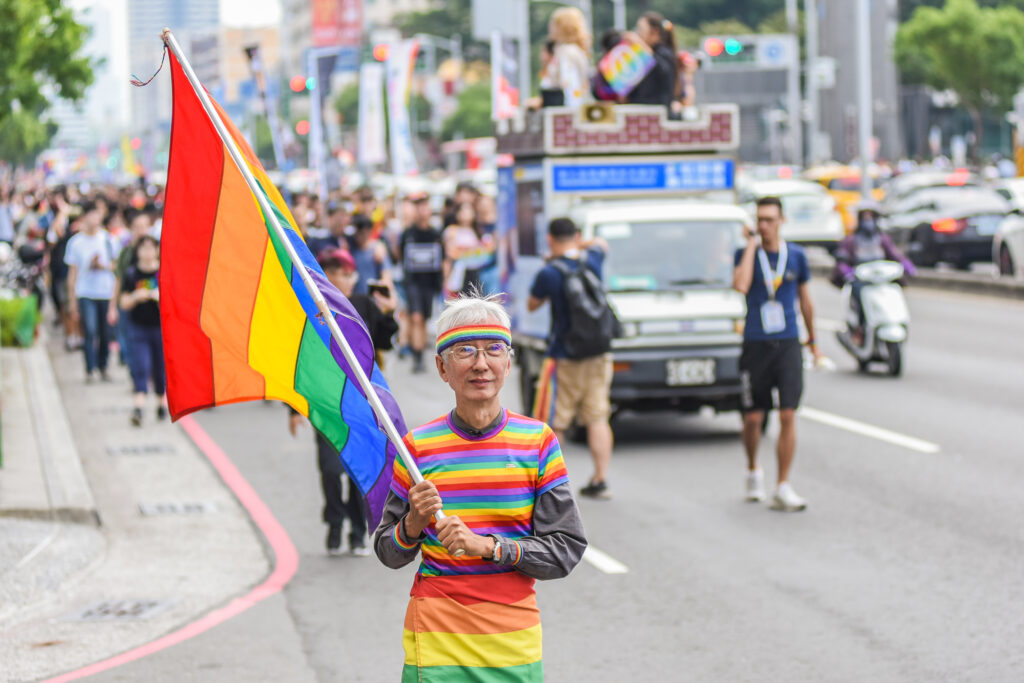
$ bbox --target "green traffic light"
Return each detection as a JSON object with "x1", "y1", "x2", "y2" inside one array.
[
  {"x1": 724, "y1": 39, "x2": 743, "y2": 56},
  {"x1": 306, "y1": 76, "x2": 317, "y2": 90}
]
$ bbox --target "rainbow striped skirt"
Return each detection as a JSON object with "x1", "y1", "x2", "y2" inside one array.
[{"x1": 402, "y1": 572, "x2": 543, "y2": 682}]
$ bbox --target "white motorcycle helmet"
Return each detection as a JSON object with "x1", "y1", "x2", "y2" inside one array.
[
  {"x1": 854, "y1": 199, "x2": 883, "y2": 232},
  {"x1": 853, "y1": 199, "x2": 883, "y2": 217}
]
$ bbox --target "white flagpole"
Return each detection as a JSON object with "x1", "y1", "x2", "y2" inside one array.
[{"x1": 160, "y1": 29, "x2": 458, "y2": 533}]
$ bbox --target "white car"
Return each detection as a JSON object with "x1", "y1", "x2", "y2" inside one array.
[
  {"x1": 993, "y1": 212, "x2": 1024, "y2": 278},
  {"x1": 993, "y1": 178, "x2": 1024, "y2": 211},
  {"x1": 739, "y1": 179, "x2": 845, "y2": 251}
]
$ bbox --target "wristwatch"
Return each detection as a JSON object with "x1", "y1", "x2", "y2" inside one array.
[{"x1": 489, "y1": 535, "x2": 502, "y2": 562}]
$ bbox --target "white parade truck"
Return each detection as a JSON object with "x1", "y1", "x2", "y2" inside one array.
[{"x1": 495, "y1": 103, "x2": 751, "y2": 419}]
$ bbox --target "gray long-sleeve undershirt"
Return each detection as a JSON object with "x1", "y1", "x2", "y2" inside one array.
[{"x1": 373, "y1": 482, "x2": 587, "y2": 581}]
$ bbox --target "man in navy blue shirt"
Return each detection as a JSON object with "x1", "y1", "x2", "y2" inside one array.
[
  {"x1": 528, "y1": 217, "x2": 613, "y2": 499},
  {"x1": 733, "y1": 196, "x2": 824, "y2": 512}
]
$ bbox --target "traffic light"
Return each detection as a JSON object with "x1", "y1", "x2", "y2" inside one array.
[
  {"x1": 372, "y1": 44, "x2": 389, "y2": 62},
  {"x1": 289, "y1": 75, "x2": 307, "y2": 92},
  {"x1": 701, "y1": 36, "x2": 755, "y2": 66},
  {"x1": 703, "y1": 37, "x2": 724, "y2": 57},
  {"x1": 295, "y1": 120, "x2": 310, "y2": 136}
]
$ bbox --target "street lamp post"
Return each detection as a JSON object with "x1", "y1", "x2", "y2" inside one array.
[
  {"x1": 805, "y1": 0, "x2": 820, "y2": 165},
  {"x1": 413, "y1": 33, "x2": 463, "y2": 136},
  {"x1": 857, "y1": 0, "x2": 873, "y2": 199},
  {"x1": 612, "y1": 0, "x2": 626, "y2": 30}
]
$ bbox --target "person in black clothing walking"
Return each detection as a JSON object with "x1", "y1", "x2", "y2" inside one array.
[
  {"x1": 626, "y1": 11, "x2": 679, "y2": 110},
  {"x1": 288, "y1": 248, "x2": 398, "y2": 555},
  {"x1": 398, "y1": 193, "x2": 444, "y2": 373},
  {"x1": 118, "y1": 235, "x2": 166, "y2": 426}
]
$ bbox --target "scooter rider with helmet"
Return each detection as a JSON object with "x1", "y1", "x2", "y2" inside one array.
[{"x1": 832, "y1": 201, "x2": 916, "y2": 345}]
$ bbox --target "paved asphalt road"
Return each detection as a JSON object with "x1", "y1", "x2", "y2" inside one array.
[{"x1": 91, "y1": 280, "x2": 1024, "y2": 682}]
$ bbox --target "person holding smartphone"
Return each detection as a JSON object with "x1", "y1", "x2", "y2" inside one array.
[{"x1": 732, "y1": 196, "x2": 824, "y2": 512}]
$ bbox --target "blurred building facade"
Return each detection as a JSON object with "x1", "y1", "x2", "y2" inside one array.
[
  {"x1": 817, "y1": 0, "x2": 903, "y2": 163},
  {"x1": 51, "y1": 2, "x2": 124, "y2": 150},
  {"x1": 127, "y1": 0, "x2": 221, "y2": 137},
  {"x1": 280, "y1": 0, "x2": 437, "y2": 77}
]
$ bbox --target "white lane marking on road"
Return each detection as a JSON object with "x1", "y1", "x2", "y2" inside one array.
[
  {"x1": 14, "y1": 524, "x2": 60, "y2": 569},
  {"x1": 799, "y1": 406, "x2": 940, "y2": 454},
  {"x1": 814, "y1": 318, "x2": 845, "y2": 333},
  {"x1": 583, "y1": 546, "x2": 629, "y2": 574}
]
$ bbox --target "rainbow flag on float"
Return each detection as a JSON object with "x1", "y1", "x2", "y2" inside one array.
[
  {"x1": 598, "y1": 34, "x2": 656, "y2": 97},
  {"x1": 160, "y1": 49, "x2": 406, "y2": 528}
]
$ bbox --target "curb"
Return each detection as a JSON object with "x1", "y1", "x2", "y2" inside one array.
[
  {"x1": 809, "y1": 264, "x2": 1024, "y2": 300},
  {"x1": 0, "y1": 334, "x2": 99, "y2": 526}
]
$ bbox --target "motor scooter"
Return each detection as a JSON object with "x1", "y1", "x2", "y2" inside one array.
[{"x1": 835, "y1": 260, "x2": 909, "y2": 376}]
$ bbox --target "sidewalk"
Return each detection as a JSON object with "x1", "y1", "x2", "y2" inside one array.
[
  {"x1": 0, "y1": 327, "x2": 273, "y2": 682},
  {"x1": 0, "y1": 328, "x2": 105, "y2": 633},
  {"x1": 0, "y1": 328, "x2": 97, "y2": 523}
]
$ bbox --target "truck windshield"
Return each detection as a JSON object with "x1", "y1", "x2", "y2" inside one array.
[{"x1": 595, "y1": 220, "x2": 744, "y2": 292}]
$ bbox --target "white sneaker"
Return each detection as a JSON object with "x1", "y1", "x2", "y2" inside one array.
[
  {"x1": 745, "y1": 469, "x2": 766, "y2": 502},
  {"x1": 769, "y1": 482, "x2": 807, "y2": 512}
]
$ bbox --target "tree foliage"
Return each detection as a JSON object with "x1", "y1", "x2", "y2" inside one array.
[
  {"x1": 0, "y1": 0, "x2": 96, "y2": 164},
  {"x1": 895, "y1": 0, "x2": 1024, "y2": 115},
  {"x1": 440, "y1": 82, "x2": 492, "y2": 142},
  {"x1": 898, "y1": 0, "x2": 1024, "y2": 23}
]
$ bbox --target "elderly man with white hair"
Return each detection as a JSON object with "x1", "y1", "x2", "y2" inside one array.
[{"x1": 374, "y1": 293, "x2": 587, "y2": 682}]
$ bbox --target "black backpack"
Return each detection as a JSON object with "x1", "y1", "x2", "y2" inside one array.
[{"x1": 550, "y1": 258, "x2": 621, "y2": 359}]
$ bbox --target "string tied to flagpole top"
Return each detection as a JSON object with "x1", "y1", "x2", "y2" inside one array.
[{"x1": 130, "y1": 45, "x2": 167, "y2": 87}]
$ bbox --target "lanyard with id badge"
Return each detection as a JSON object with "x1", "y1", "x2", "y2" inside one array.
[{"x1": 757, "y1": 241, "x2": 788, "y2": 335}]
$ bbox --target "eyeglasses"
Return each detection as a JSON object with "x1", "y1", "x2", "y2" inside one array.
[{"x1": 445, "y1": 343, "x2": 514, "y2": 363}]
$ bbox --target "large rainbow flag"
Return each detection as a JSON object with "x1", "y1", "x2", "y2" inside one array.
[{"x1": 160, "y1": 49, "x2": 405, "y2": 528}]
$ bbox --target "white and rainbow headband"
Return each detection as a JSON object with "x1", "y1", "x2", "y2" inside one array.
[{"x1": 436, "y1": 324, "x2": 512, "y2": 355}]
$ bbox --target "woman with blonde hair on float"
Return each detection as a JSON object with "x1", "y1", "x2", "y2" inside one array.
[{"x1": 545, "y1": 6, "x2": 593, "y2": 108}]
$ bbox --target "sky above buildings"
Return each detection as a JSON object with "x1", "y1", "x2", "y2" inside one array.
[{"x1": 65, "y1": 0, "x2": 282, "y2": 136}]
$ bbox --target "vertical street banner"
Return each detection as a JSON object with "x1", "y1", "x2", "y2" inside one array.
[
  {"x1": 490, "y1": 32, "x2": 520, "y2": 120},
  {"x1": 244, "y1": 44, "x2": 286, "y2": 169},
  {"x1": 358, "y1": 62, "x2": 387, "y2": 167},
  {"x1": 312, "y1": 0, "x2": 363, "y2": 47},
  {"x1": 386, "y1": 39, "x2": 420, "y2": 177}
]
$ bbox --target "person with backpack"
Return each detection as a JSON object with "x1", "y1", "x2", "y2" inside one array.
[{"x1": 527, "y1": 217, "x2": 616, "y2": 499}]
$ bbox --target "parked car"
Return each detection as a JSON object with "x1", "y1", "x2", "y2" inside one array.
[
  {"x1": 992, "y1": 177, "x2": 1024, "y2": 212},
  {"x1": 993, "y1": 209, "x2": 1024, "y2": 278},
  {"x1": 739, "y1": 179, "x2": 844, "y2": 251},
  {"x1": 884, "y1": 186, "x2": 1012, "y2": 269}
]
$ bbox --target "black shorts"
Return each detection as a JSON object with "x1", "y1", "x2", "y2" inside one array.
[
  {"x1": 403, "y1": 279, "x2": 438, "y2": 317},
  {"x1": 740, "y1": 338, "x2": 804, "y2": 413}
]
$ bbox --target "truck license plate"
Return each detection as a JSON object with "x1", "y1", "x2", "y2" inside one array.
[{"x1": 665, "y1": 359, "x2": 716, "y2": 386}]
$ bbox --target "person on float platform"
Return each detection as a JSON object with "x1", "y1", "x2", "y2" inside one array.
[
  {"x1": 374, "y1": 294, "x2": 587, "y2": 682},
  {"x1": 733, "y1": 196, "x2": 825, "y2": 512}
]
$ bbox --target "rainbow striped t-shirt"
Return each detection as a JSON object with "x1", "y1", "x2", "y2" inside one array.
[{"x1": 391, "y1": 410, "x2": 570, "y2": 577}]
